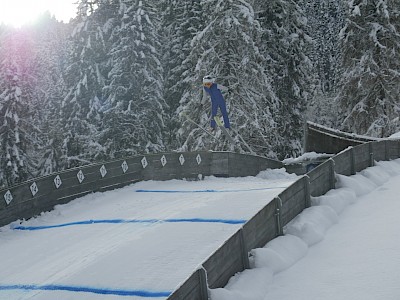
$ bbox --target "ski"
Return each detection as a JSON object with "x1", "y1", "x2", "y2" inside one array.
[
  {"x1": 182, "y1": 113, "x2": 219, "y2": 141},
  {"x1": 214, "y1": 116, "x2": 235, "y2": 146}
]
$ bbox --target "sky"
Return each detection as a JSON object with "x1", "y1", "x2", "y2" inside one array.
[
  {"x1": 0, "y1": 158, "x2": 399, "y2": 299},
  {"x1": 0, "y1": 0, "x2": 77, "y2": 27}
]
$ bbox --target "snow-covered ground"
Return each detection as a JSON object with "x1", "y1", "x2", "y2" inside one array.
[
  {"x1": 211, "y1": 159, "x2": 400, "y2": 300},
  {"x1": 389, "y1": 131, "x2": 400, "y2": 139},
  {"x1": 0, "y1": 169, "x2": 298, "y2": 300}
]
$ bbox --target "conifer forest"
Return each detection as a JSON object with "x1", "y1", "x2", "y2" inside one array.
[{"x1": 1, "y1": 0, "x2": 399, "y2": 188}]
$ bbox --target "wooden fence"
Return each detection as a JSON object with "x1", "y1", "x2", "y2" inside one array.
[
  {"x1": 0, "y1": 152, "x2": 282, "y2": 228},
  {"x1": 305, "y1": 121, "x2": 378, "y2": 154}
]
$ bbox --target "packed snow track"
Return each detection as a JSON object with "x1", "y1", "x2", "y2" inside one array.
[{"x1": 0, "y1": 170, "x2": 297, "y2": 300}]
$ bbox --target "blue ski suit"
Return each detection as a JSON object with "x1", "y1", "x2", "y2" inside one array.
[{"x1": 204, "y1": 83, "x2": 231, "y2": 129}]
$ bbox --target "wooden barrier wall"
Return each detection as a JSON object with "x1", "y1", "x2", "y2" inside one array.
[
  {"x1": 0, "y1": 152, "x2": 282, "y2": 228},
  {"x1": 305, "y1": 121, "x2": 378, "y2": 154}
]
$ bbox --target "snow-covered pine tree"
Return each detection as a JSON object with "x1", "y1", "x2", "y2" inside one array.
[
  {"x1": 337, "y1": 0, "x2": 400, "y2": 137},
  {"x1": 159, "y1": 0, "x2": 204, "y2": 149},
  {"x1": 256, "y1": 0, "x2": 315, "y2": 158},
  {"x1": 304, "y1": 0, "x2": 346, "y2": 127},
  {"x1": 103, "y1": 0, "x2": 166, "y2": 158},
  {"x1": 0, "y1": 30, "x2": 38, "y2": 187},
  {"x1": 178, "y1": 0, "x2": 278, "y2": 156},
  {"x1": 32, "y1": 14, "x2": 70, "y2": 175},
  {"x1": 61, "y1": 0, "x2": 112, "y2": 167},
  {"x1": 305, "y1": 0, "x2": 345, "y2": 94}
]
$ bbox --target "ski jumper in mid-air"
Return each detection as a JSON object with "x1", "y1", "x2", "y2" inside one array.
[{"x1": 203, "y1": 75, "x2": 230, "y2": 131}]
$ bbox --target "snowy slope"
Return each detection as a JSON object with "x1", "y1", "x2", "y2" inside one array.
[
  {"x1": 0, "y1": 169, "x2": 297, "y2": 300},
  {"x1": 210, "y1": 159, "x2": 400, "y2": 300}
]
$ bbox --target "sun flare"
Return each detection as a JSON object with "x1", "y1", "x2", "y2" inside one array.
[{"x1": 0, "y1": 0, "x2": 76, "y2": 27}]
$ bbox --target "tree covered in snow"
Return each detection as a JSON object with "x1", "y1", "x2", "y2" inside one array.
[
  {"x1": 256, "y1": 0, "x2": 315, "y2": 158},
  {"x1": 178, "y1": 0, "x2": 279, "y2": 156},
  {"x1": 60, "y1": 0, "x2": 111, "y2": 168},
  {"x1": 0, "y1": 30, "x2": 38, "y2": 187},
  {"x1": 30, "y1": 14, "x2": 70, "y2": 176},
  {"x1": 1, "y1": 0, "x2": 378, "y2": 187},
  {"x1": 102, "y1": 0, "x2": 167, "y2": 158},
  {"x1": 337, "y1": 0, "x2": 400, "y2": 137},
  {"x1": 305, "y1": 0, "x2": 345, "y2": 94},
  {"x1": 304, "y1": 0, "x2": 346, "y2": 128},
  {"x1": 160, "y1": 0, "x2": 204, "y2": 149}
]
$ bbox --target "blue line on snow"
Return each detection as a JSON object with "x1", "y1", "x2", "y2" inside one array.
[
  {"x1": 166, "y1": 218, "x2": 245, "y2": 225},
  {"x1": 0, "y1": 284, "x2": 171, "y2": 297},
  {"x1": 13, "y1": 218, "x2": 246, "y2": 231},
  {"x1": 135, "y1": 186, "x2": 288, "y2": 193}
]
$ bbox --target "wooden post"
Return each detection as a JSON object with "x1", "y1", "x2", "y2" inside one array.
[
  {"x1": 350, "y1": 148, "x2": 356, "y2": 175},
  {"x1": 274, "y1": 196, "x2": 283, "y2": 236}
]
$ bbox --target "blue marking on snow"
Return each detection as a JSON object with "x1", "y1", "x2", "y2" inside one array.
[
  {"x1": 135, "y1": 186, "x2": 288, "y2": 193},
  {"x1": 136, "y1": 189, "x2": 219, "y2": 193},
  {"x1": 166, "y1": 218, "x2": 246, "y2": 225},
  {"x1": 13, "y1": 218, "x2": 246, "y2": 231},
  {"x1": 0, "y1": 284, "x2": 171, "y2": 297}
]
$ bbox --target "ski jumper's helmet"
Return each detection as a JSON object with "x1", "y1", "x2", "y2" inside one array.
[{"x1": 203, "y1": 75, "x2": 215, "y2": 84}]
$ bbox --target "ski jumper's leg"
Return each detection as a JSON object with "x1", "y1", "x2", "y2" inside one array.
[
  {"x1": 218, "y1": 100, "x2": 230, "y2": 128},
  {"x1": 211, "y1": 100, "x2": 218, "y2": 128}
]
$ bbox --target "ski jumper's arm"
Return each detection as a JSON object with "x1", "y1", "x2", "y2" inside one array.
[
  {"x1": 217, "y1": 84, "x2": 228, "y2": 94},
  {"x1": 202, "y1": 87, "x2": 209, "y2": 104}
]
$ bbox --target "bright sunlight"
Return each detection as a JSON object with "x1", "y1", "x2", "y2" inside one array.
[{"x1": 0, "y1": 0, "x2": 77, "y2": 27}]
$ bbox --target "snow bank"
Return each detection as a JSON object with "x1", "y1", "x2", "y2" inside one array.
[
  {"x1": 360, "y1": 165, "x2": 391, "y2": 185},
  {"x1": 209, "y1": 268, "x2": 273, "y2": 300},
  {"x1": 375, "y1": 159, "x2": 400, "y2": 176},
  {"x1": 284, "y1": 206, "x2": 338, "y2": 246},
  {"x1": 335, "y1": 160, "x2": 400, "y2": 196},
  {"x1": 211, "y1": 235, "x2": 308, "y2": 300},
  {"x1": 389, "y1": 130, "x2": 400, "y2": 139},
  {"x1": 335, "y1": 174, "x2": 377, "y2": 196},
  {"x1": 282, "y1": 152, "x2": 332, "y2": 164},
  {"x1": 249, "y1": 235, "x2": 307, "y2": 272},
  {"x1": 311, "y1": 188, "x2": 357, "y2": 215},
  {"x1": 256, "y1": 168, "x2": 298, "y2": 180},
  {"x1": 210, "y1": 160, "x2": 400, "y2": 300}
]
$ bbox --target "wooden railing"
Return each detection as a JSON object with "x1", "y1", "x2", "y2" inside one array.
[
  {"x1": 305, "y1": 121, "x2": 379, "y2": 154},
  {"x1": 0, "y1": 152, "x2": 282, "y2": 227}
]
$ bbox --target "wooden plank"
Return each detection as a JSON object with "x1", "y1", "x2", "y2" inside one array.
[
  {"x1": 242, "y1": 200, "x2": 277, "y2": 251},
  {"x1": 203, "y1": 230, "x2": 247, "y2": 289},
  {"x1": 305, "y1": 125, "x2": 363, "y2": 154},
  {"x1": 333, "y1": 150, "x2": 352, "y2": 176},
  {"x1": 210, "y1": 152, "x2": 229, "y2": 177},
  {"x1": 308, "y1": 160, "x2": 334, "y2": 197},
  {"x1": 386, "y1": 140, "x2": 400, "y2": 160},
  {"x1": 279, "y1": 177, "x2": 308, "y2": 227},
  {"x1": 167, "y1": 269, "x2": 207, "y2": 300},
  {"x1": 228, "y1": 153, "x2": 283, "y2": 177},
  {"x1": 371, "y1": 141, "x2": 386, "y2": 162},
  {"x1": 353, "y1": 144, "x2": 371, "y2": 172}
]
